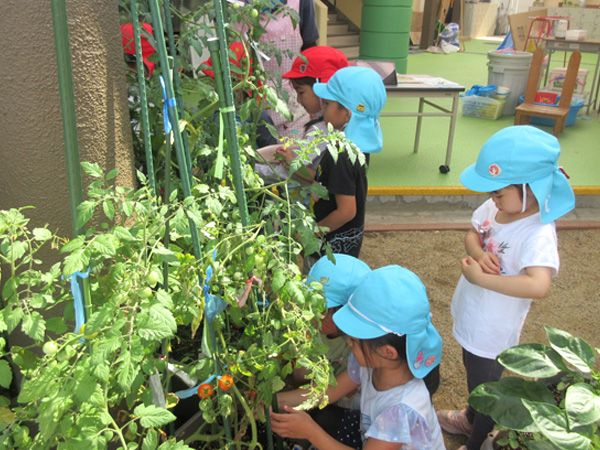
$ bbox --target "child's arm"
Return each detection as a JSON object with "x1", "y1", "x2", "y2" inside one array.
[
  {"x1": 461, "y1": 256, "x2": 553, "y2": 298},
  {"x1": 278, "y1": 369, "x2": 360, "y2": 409},
  {"x1": 317, "y1": 194, "x2": 356, "y2": 234},
  {"x1": 465, "y1": 227, "x2": 500, "y2": 274},
  {"x1": 271, "y1": 406, "x2": 403, "y2": 450},
  {"x1": 275, "y1": 146, "x2": 317, "y2": 181}
]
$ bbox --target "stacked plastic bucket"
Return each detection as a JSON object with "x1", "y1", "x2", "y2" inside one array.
[{"x1": 487, "y1": 50, "x2": 533, "y2": 116}]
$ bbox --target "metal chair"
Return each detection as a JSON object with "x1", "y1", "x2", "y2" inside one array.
[{"x1": 514, "y1": 48, "x2": 581, "y2": 137}]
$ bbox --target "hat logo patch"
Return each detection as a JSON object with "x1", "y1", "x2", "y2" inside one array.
[
  {"x1": 425, "y1": 356, "x2": 437, "y2": 367},
  {"x1": 488, "y1": 164, "x2": 501, "y2": 177},
  {"x1": 299, "y1": 64, "x2": 307, "y2": 73},
  {"x1": 357, "y1": 104, "x2": 365, "y2": 112}
]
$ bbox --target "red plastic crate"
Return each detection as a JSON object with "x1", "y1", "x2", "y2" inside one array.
[{"x1": 535, "y1": 91, "x2": 559, "y2": 105}]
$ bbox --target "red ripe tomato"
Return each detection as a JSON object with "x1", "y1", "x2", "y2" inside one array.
[
  {"x1": 218, "y1": 375, "x2": 234, "y2": 391},
  {"x1": 197, "y1": 383, "x2": 214, "y2": 398}
]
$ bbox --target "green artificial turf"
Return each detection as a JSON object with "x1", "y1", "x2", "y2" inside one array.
[{"x1": 371, "y1": 39, "x2": 600, "y2": 191}]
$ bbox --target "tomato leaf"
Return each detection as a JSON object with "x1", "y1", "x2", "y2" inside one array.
[{"x1": 134, "y1": 404, "x2": 176, "y2": 428}]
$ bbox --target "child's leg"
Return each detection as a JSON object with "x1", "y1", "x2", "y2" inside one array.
[
  {"x1": 309, "y1": 404, "x2": 362, "y2": 449},
  {"x1": 462, "y1": 348, "x2": 504, "y2": 450}
]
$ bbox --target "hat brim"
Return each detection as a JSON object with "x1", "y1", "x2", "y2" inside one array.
[
  {"x1": 332, "y1": 303, "x2": 388, "y2": 339},
  {"x1": 460, "y1": 163, "x2": 509, "y2": 193},
  {"x1": 312, "y1": 82, "x2": 334, "y2": 101}
]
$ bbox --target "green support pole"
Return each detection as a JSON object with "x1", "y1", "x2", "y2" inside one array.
[
  {"x1": 162, "y1": 0, "x2": 193, "y2": 185},
  {"x1": 51, "y1": 0, "x2": 92, "y2": 318},
  {"x1": 148, "y1": 0, "x2": 203, "y2": 262},
  {"x1": 210, "y1": 0, "x2": 250, "y2": 227},
  {"x1": 51, "y1": 0, "x2": 84, "y2": 237},
  {"x1": 130, "y1": 0, "x2": 157, "y2": 197}
]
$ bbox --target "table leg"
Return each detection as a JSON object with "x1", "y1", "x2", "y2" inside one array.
[
  {"x1": 414, "y1": 97, "x2": 424, "y2": 154},
  {"x1": 440, "y1": 94, "x2": 459, "y2": 173},
  {"x1": 591, "y1": 52, "x2": 600, "y2": 113}
]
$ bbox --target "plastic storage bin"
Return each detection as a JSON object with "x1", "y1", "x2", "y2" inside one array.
[
  {"x1": 517, "y1": 95, "x2": 585, "y2": 127},
  {"x1": 547, "y1": 67, "x2": 590, "y2": 94},
  {"x1": 461, "y1": 95, "x2": 507, "y2": 120}
]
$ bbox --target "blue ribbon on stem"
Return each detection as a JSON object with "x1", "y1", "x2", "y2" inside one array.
[
  {"x1": 64, "y1": 268, "x2": 91, "y2": 335},
  {"x1": 160, "y1": 75, "x2": 177, "y2": 135}
]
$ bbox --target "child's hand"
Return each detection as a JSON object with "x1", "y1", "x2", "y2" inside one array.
[
  {"x1": 270, "y1": 405, "x2": 316, "y2": 440},
  {"x1": 475, "y1": 252, "x2": 501, "y2": 275},
  {"x1": 461, "y1": 256, "x2": 485, "y2": 284},
  {"x1": 275, "y1": 146, "x2": 297, "y2": 163}
]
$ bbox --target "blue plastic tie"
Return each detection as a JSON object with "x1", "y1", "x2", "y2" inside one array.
[
  {"x1": 64, "y1": 268, "x2": 91, "y2": 334},
  {"x1": 160, "y1": 76, "x2": 177, "y2": 135}
]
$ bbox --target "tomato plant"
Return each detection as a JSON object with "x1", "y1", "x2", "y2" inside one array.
[{"x1": 0, "y1": 0, "x2": 342, "y2": 448}]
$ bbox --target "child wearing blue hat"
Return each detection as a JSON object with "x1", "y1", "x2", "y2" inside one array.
[
  {"x1": 272, "y1": 265, "x2": 445, "y2": 450},
  {"x1": 437, "y1": 126, "x2": 575, "y2": 450},
  {"x1": 296, "y1": 254, "x2": 371, "y2": 386},
  {"x1": 310, "y1": 66, "x2": 387, "y2": 258}
]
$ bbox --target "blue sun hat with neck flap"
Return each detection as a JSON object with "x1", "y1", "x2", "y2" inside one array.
[
  {"x1": 332, "y1": 265, "x2": 442, "y2": 378},
  {"x1": 313, "y1": 66, "x2": 387, "y2": 154},
  {"x1": 308, "y1": 254, "x2": 371, "y2": 308},
  {"x1": 460, "y1": 125, "x2": 575, "y2": 224}
]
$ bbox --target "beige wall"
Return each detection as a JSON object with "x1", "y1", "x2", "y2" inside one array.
[
  {"x1": 0, "y1": 1, "x2": 135, "y2": 244},
  {"x1": 335, "y1": 0, "x2": 364, "y2": 27}
]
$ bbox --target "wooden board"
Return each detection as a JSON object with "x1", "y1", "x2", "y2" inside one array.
[{"x1": 508, "y1": 8, "x2": 548, "y2": 52}]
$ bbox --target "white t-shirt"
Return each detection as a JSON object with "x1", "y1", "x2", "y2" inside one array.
[
  {"x1": 452, "y1": 198, "x2": 559, "y2": 359},
  {"x1": 347, "y1": 355, "x2": 446, "y2": 450}
]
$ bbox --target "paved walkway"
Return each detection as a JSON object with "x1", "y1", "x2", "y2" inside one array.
[{"x1": 365, "y1": 195, "x2": 600, "y2": 231}]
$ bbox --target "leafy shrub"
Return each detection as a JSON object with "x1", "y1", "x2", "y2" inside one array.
[{"x1": 470, "y1": 325, "x2": 600, "y2": 450}]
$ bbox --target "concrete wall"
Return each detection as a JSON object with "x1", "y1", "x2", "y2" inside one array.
[{"x1": 0, "y1": 1, "x2": 135, "y2": 244}]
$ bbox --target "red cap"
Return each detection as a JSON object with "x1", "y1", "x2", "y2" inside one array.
[
  {"x1": 121, "y1": 23, "x2": 156, "y2": 75},
  {"x1": 201, "y1": 42, "x2": 263, "y2": 101},
  {"x1": 201, "y1": 42, "x2": 252, "y2": 78},
  {"x1": 283, "y1": 46, "x2": 348, "y2": 82}
]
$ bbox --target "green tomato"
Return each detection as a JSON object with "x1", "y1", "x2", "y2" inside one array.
[
  {"x1": 57, "y1": 345, "x2": 76, "y2": 362},
  {"x1": 42, "y1": 341, "x2": 58, "y2": 356},
  {"x1": 139, "y1": 287, "x2": 153, "y2": 299},
  {"x1": 146, "y1": 270, "x2": 160, "y2": 287},
  {"x1": 245, "y1": 246, "x2": 255, "y2": 256},
  {"x1": 255, "y1": 255, "x2": 266, "y2": 273},
  {"x1": 232, "y1": 1, "x2": 241, "y2": 9},
  {"x1": 233, "y1": 271, "x2": 243, "y2": 281},
  {"x1": 250, "y1": 8, "x2": 259, "y2": 18}
]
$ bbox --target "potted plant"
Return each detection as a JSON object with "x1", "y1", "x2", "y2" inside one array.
[{"x1": 469, "y1": 325, "x2": 600, "y2": 450}]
